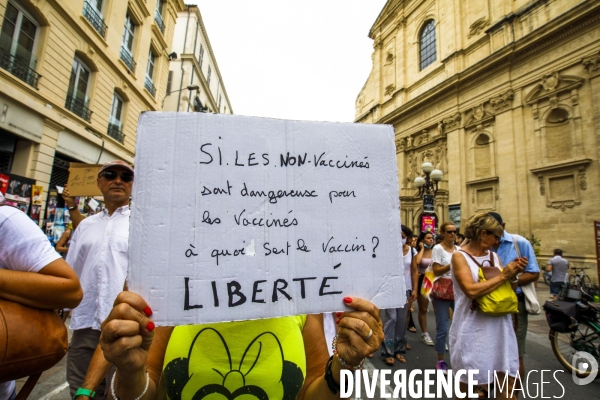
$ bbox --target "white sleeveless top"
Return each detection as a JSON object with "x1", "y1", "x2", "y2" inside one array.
[{"x1": 449, "y1": 251, "x2": 519, "y2": 383}]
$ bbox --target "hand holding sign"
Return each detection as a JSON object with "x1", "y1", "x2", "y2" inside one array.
[{"x1": 128, "y1": 113, "x2": 404, "y2": 326}]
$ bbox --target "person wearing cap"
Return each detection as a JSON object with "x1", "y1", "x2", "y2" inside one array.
[
  {"x1": 65, "y1": 160, "x2": 134, "y2": 399},
  {"x1": 488, "y1": 212, "x2": 539, "y2": 379}
]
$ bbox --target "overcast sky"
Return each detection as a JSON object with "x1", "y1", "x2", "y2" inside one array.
[{"x1": 190, "y1": 1, "x2": 387, "y2": 122}]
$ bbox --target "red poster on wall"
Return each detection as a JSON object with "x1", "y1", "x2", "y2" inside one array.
[{"x1": 421, "y1": 215, "x2": 437, "y2": 234}]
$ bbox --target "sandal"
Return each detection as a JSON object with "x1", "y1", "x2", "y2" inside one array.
[
  {"x1": 406, "y1": 344, "x2": 411, "y2": 350},
  {"x1": 395, "y1": 354, "x2": 406, "y2": 363},
  {"x1": 408, "y1": 327, "x2": 417, "y2": 333},
  {"x1": 385, "y1": 357, "x2": 395, "y2": 366},
  {"x1": 367, "y1": 353, "x2": 374, "y2": 358}
]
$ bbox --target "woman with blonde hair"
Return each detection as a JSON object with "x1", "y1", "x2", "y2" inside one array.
[{"x1": 449, "y1": 213, "x2": 526, "y2": 399}]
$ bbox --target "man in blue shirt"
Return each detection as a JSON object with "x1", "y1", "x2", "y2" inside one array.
[{"x1": 489, "y1": 212, "x2": 540, "y2": 378}]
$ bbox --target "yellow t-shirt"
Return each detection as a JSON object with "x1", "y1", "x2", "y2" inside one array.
[{"x1": 163, "y1": 316, "x2": 307, "y2": 400}]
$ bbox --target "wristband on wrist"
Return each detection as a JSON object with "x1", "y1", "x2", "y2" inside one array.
[
  {"x1": 111, "y1": 369, "x2": 149, "y2": 400},
  {"x1": 68, "y1": 205, "x2": 78, "y2": 211},
  {"x1": 74, "y1": 387, "x2": 96, "y2": 399}
]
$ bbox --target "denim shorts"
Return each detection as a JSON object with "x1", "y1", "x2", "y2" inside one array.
[{"x1": 550, "y1": 281, "x2": 563, "y2": 295}]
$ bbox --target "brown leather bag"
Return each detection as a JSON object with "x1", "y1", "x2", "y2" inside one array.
[{"x1": 0, "y1": 298, "x2": 69, "y2": 398}]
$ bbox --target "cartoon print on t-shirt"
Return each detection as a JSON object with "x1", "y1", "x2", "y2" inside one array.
[{"x1": 164, "y1": 327, "x2": 304, "y2": 400}]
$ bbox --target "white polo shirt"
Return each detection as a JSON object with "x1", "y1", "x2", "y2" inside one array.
[
  {"x1": 0, "y1": 206, "x2": 62, "y2": 400},
  {"x1": 67, "y1": 205, "x2": 129, "y2": 330}
]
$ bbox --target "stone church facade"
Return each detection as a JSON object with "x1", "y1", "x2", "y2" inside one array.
[{"x1": 355, "y1": 0, "x2": 600, "y2": 280}]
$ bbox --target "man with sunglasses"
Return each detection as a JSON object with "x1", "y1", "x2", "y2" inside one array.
[
  {"x1": 488, "y1": 211, "x2": 540, "y2": 381},
  {"x1": 65, "y1": 160, "x2": 134, "y2": 399}
]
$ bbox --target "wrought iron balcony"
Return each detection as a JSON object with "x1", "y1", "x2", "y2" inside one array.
[
  {"x1": 65, "y1": 95, "x2": 93, "y2": 121},
  {"x1": 107, "y1": 123, "x2": 125, "y2": 144},
  {"x1": 0, "y1": 48, "x2": 41, "y2": 88},
  {"x1": 144, "y1": 76, "x2": 156, "y2": 97},
  {"x1": 119, "y1": 47, "x2": 136, "y2": 73},
  {"x1": 83, "y1": 1, "x2": 108, "y2": 38},
  {"x1": 154, "y1": 10, "x2": 165, "y2": 34}
]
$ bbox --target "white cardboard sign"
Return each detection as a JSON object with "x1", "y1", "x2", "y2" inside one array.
[{"x1": 128, "y1": 112, "x2": 405, "y2": 326}]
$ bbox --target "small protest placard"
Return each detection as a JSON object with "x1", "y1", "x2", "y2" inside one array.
[
  {"x1": 67, "y1": 163, "x2": 103, "y2": 197},
  {"x1": 128, "y1": 113, "x2": 404, "y2": 326}
]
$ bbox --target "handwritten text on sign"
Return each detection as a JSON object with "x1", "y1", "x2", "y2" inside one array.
[{"x1": 128, "y1": 113, "x2": 404, "y2": 325}]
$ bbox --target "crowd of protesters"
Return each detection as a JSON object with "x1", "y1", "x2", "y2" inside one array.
[{"x1": 1, "y1": 157, "x2": 544, "y2": 400}]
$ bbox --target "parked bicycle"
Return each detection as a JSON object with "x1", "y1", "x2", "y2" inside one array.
[
  {"x1": 542, "y1": 266, "x2": 552, "y2": 286},
  {"x1": 545, "y1": 287, "x2": 600, "y2": 377},
  {"x1": 569, "y1": 266, "x2": 592, "y2": 292}
]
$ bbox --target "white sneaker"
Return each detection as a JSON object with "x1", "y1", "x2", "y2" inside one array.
[{"x1": 421, "y1": 332, "x2": 434, "y2": 346}]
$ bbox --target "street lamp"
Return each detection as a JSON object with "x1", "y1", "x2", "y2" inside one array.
[
  {"x1": 414, "y1": 162, "x2": 443, "y2": 213},
  {"x1": 161, "y1": 85, "x2": 200, "y2": 108}
]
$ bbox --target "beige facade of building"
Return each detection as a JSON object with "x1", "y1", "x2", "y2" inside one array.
[
  {"x1": 356, "y1": 0, "x2": 600, "y2": 281},
  {"x1": 0, "y1": 0, "x2": 184, "y2": 221},
  {"x1": 163, "y1": 5, "x2": 233, "y2": 115}
]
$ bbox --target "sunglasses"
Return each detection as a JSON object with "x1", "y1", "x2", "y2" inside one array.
[
  {"x1": 445, "y1": 230, "x2": 457, "y2": 234},
  {"x1": 484, "y1": 231, "x2": 501, "y2": 241},
  {"x1": 100, "y1": 170, "x2": 134, "y2": 182}
]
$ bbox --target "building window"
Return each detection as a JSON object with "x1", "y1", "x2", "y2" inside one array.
[
  {"x1": 120, "y1": 13, "x2": 136, "y2": 72},
  {"x1": 144, "y1": 50, "x2": 156, "y2": 97},
  {"x1": 108, "y1": 93, "x2": 125, "y2": 143},
  {"x1": 65, "y1": 58, "x2": 93, "y2": 121},
  {"x1": 0, "y1": 1, "x2": 41, "y2": 87},
  {"x1": 419, "y1": 20, "x2": 436, "y2": 71},
  {"x1": 82, "y1": 0, "x2": 107, "y2": 38},
  {"x1": 198, "y1": 44, "x2": 204, "y2": 67},
  {"x1": 207, "y1": 65, "x2": 211, "y2": 86},
  {"x1": 154, "y1": 0, "x2": 165, "y2": 34}
]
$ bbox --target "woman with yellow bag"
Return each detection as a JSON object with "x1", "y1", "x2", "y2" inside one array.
[{"x1": 449, "y1": 213, "x2": 527, "y2": 399}]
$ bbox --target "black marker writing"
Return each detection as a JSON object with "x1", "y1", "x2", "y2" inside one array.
[
  {"x1": 202, "y1": 211, "x2": 221, "y2": 225},
  {"x1": 185, "y1": 244, "x2": 198, "y2": 258}
]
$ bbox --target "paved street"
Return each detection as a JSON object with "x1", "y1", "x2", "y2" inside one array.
[{"x1": 16, "y1": 284, "x2": 600, "y2": 399}]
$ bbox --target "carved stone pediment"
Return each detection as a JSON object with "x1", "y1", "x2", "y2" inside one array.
[
  {"x1": 525, "y1": 73, "x2": 584, "y2": 105},
  {"x1": 415, "y1": 130, "x2": 433, "y2": 147},
  {"x1": 490, "y1": 90, "x2": 514, "y2": 113},
  {"x1": 464, "y1": 104, "x2": 494, "y2": 129},
  {"x1": 441, "y1": 112, "x2": 461, "y2": 132}
]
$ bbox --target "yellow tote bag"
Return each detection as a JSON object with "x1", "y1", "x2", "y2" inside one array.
[
  {"x1": 460, "y1": 250, "x2": 518, "y2": 316},
  {"x1": 476, "y1": 267, "x2": 519, "y2": 316}
]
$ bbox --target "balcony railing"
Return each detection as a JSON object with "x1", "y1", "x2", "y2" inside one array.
[
  {"x1": 82, "y1": 1, "x2": 108, "y2": 38},
  {"x1": 119, "y1": 46, "x2": 136, "y2": 73},
  {"x1": 0, "y1": 47, "x2": 41, "y2": 88},
  {"x1": 107, "y1": 123, "x2": 125, "y2": 144},
  {"x1": 154, "y1": 10, "x2": 165, "y2": 34},
  {"x1": 144, "y1": 76, "x2": 156, "y2": 97},
  {"x1": 65, "y1": 95, "x2": 93, "y2": 122}
]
